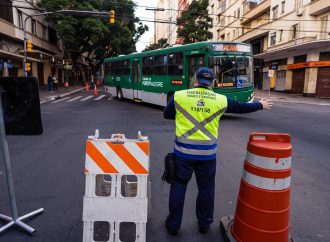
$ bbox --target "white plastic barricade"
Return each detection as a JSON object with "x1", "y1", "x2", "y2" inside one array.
[{"x1": 82, "y1": 131, "x2": 150, "y2": 242}]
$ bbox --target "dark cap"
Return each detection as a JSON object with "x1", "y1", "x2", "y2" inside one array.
[{"x1": 196, "y1": 67, "x2": 215, "y2": 86}]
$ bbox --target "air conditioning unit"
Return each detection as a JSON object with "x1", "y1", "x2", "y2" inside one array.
[{"x1": 296, "y1": 8, "x2": 304, "y2": 16}]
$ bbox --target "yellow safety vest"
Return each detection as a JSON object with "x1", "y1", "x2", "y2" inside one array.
[{"x1": 174, "y1": 87, "x2": 227, "y2": 160}]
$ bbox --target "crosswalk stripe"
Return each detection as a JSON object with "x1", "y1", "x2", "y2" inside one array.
[
  {"x1": 80, "y1": 95, "x2": 94, "y2": 101},
  {"x1": 67, "y1": 96, "x2": 82, "y2": 102},
  {"x1": 51, "y1": 97, "x2": 71, "y2": 103},
  {"x1": 94, "y1": 95, "x2": 106, "y2": 101}
]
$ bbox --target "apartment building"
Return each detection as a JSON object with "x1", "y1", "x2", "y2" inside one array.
[
  {"x1": 155, "y1": 0, "x2": 178, "y2": 46},
  {"x1": 0, "y1": 0, "x2": 64, "y2": 85},
  {"x1": 209, "y1": 0, "x2": 330, "y2": 97}
]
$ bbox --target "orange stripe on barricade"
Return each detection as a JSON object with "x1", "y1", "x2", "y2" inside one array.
[
  {"x1": 86, "y1": 141, "x2": 118, "y2": 173},
  {"x1": 107, "y1": 142, "x2": 148, "y2": 174},
  {"x1": 244, "y1": 161, "x2": 291, "y2": 179},
  {"x1": 136, "y1": 142, "x2": 149, "y2": 156},
  {"x1": 84, "y1": 168, "x2": 89, "y2": 174}
]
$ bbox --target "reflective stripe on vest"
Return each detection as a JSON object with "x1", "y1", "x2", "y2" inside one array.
[{"x1": 174, "y1": 88, "x2": 227, "y2": 158}]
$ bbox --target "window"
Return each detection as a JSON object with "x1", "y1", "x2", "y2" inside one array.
[
  {"x1": 109, "y1": 61, "x2": 121, "y2": 75},
  {"x1": 319, "y1": 52, "x2": 330, "y2": 61},
  {"x1": 320, "y1": 16, "x2": 328, "y2": 40},
  {"x1": 294, "y1": 55, "x2": 307, "y2": 63},
  {"x1": 279, "y1": 29, "x2": 283, "y2": 42},
  {"x1": 233, "y1": 30, "x2": 236, "y2": 38},
  {"x1": 168, "y1": 53, "x2": 183, "y2": 75},
  {"x1": 154, "y1": 55, "x2": 168, "y2": 75},
  {"x1": 226, "y1": 32, "x2": 230, "y2": 40},
  {"x1": 42, "y1": 25, "x2": 47, "y2": 39},
  {"x1": 281, "y1": 1, "x2": 285, "y2": 14},
  {"x1": 217, "y1": 14, "x2": 221, "y2": 24},
  {"x1": 220, "y1": 34, "x2": 225, "y2": 40},
  {"x1": 210, "y1": 4, "x2": 214, "y2": 14},
  {"x1": 48, "y1": 27, "x2": 57, "y2": 45},
  {"x1": 220, "y1": 17, "x2": 225, "y2": 27},
  {"x1": 122, "y1": 60, "x2": 130, "y2": 75},
  {"x1": 295, "y1": 0, "x2": 302, "y2": 9},
  {"x1": 217, "y1": 29, "x2": 221, "y2": 40},
  {"x1": 31, "y1": 19, "x2": 36, "y2": 34},
  {"x1": 272, "y1": 5, "x2": 278, "y2": 20},
  {"x1": 0, "y1": 0, "x2": 13, "y2": 23},
  {"x1": 292, "y1": 24, "x2": 298, "y2": 39},
  {"x1": 142, "y1": 56, "x2": 154, "y2": 76},
  {"x1": 270, "y1": 32, "x2": 276, "y2": 46},
  {"x1": 237, "y1": 8, "x2": 240, "y2": 18},
  {"x1": 17, "y1": 10, "x2": 23, "y2": 28}
]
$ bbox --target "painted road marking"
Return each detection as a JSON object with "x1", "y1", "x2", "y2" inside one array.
[
  {"x1": 67, "y1": 96, "x2": 82, "y2": 102},
  {"x1": 94, "y1": 95, "x2": 106, "y2": 101},
  {"x1": 51, "y1": 97, "x2": 71, "y2": 103},
  {"x1": 80, "y1": 95, "x2": 94, "y2": 101}
]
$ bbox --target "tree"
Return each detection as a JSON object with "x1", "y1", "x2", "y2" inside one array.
[
  {"x1": 177, "y1": 0, "x2": 213, "y2": 44},
  {"x1": 38, "y1": 0, "x2": 148, "y2": 71},
  {"x1": 143, "y1": 38, "x2": 169, "y2": 52}
]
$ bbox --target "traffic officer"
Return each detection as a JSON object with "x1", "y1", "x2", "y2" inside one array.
[{"x1": 163, "y1": 67, "x2": 272, "y2": 235}]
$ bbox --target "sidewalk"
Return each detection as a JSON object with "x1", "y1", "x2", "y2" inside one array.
[
  {"x1": 255, "y1": 89, "x2": 330, "y2": 106},
  {"x1": 39, "y1": 85, "x2": 85, "y2": 104}
]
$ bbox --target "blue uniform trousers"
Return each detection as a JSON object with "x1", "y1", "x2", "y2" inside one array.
[{"x1": 166, "y1": 155, "x2": 216, "y2": 231}]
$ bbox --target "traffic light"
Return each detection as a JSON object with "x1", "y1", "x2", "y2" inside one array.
[
  {"x1": 26, "y1": 62, "x2": 31, "y2": 72},
  {"x1": 109, "y1": 10, "x2": 115, "y2": 24},
  {"x1": 27, "y1": 39, "x2": 33, "y2": 53}
]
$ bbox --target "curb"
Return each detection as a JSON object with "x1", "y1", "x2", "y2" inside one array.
[
  {"x1": 254, "y1": 95, "x2": 330, "y2": 106},
  {"x1": 40, "y1": 87, "x2": 85, "y2": 104}
]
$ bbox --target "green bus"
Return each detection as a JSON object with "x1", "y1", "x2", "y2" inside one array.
[{"x1": 104, "y1": 41, "x2": 254, "y2": 106}]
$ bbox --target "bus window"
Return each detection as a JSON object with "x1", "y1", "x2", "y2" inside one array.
[
  {"x1": 168, "y1": 53, "x2": 183, "y2": 75},
  {"x1": 211, "y1": 56, "x2": 253, "y2": 88},
  {"x1": 154, "y1": 55, "x2": 168, "y2": 75},
  {"x1": 143, "y1": 56, "x2": 154, "y2": 76},
  {"x1": 122, "y1": 60, "x2": 130, "y2": 75},
  {"x1": 112, "y1": 61, "x2": 121, "y2": 75}
]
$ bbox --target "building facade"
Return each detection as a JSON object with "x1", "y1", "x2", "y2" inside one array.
[
  {"x1": 209, "y1": 0, "x2": 330, "y2": 97},
  {"x1": 0, "y1": 0, "x2": 64, "y2": 85},
  {"x1": 155, "y1": 0, "x2": 178, "y2": 46}
]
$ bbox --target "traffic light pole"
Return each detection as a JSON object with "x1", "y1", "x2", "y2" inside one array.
[{"x1": 23, "y1": 10, "x2": 111, "y2": 77}]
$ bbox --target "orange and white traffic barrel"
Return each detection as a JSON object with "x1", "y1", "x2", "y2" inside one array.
[{"x1": 220, "y1": 133, "x2": 293, "y2": 242}]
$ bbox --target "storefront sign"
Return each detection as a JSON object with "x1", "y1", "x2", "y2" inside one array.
[{"x1": 287, "y1": 61, "x2": 330, "y2": 69}]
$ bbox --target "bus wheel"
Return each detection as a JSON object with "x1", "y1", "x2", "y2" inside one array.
[{"x1": 117, "y1": 87, "x2": 123, "y2": 100}]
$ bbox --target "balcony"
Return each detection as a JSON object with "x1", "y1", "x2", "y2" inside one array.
[
  {"x1": 309, "y1": 0, "x2": 330, "y2": 16},
  {"x1": 241, "y1": 0, "x2": 270, "y2": 24}
]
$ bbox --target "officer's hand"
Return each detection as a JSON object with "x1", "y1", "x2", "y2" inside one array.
[{"x1": 259, "y1": 99, "x2": 273, "y2": 110}]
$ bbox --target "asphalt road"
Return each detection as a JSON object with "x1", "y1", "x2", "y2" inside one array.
[{"x1": 0, "y1": 90, "x2": 329, "y2": 242}]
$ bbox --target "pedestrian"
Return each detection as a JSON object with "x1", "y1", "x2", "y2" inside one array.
[
  {"x1": 163, "y1": 67, "x2": 273, "y2": 236},
  {"x1": 53, "y1": 74, "x2": 58, "y2": 91},
  {"x1": 47, "y1": 73, "x2": 53, "y2": 91}
]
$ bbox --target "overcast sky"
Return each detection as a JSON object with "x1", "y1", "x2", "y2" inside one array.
[{"x1": 134, "y1": 0, "x2": 156, "y2": 52}]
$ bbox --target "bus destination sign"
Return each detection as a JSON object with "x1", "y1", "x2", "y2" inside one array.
[{"x1": 213, "y1": 44, "x2": 251, "y2": 53}]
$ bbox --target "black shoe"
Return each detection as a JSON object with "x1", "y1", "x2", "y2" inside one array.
[
  {"x1": 199, "y1": 227, "x2": 209, "y2": 234},
  {"x1": 165, "y1": 224, "x2": 178, "y2": 236}
]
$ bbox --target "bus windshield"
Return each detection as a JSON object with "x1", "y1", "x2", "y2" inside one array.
[{"x1": 210, "y1": 55, "x2": 253, "y2": 88}]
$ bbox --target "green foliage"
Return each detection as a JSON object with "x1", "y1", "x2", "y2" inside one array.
[
  {"x1": 177, "y1": 0, "x2": 213, "y2": 44},
  {"x1": 143, "y1": 38, "x2": 169, "y2": 52},
  {"x1": 38, "y1": 0, "x2": 148, "y2": 67}
]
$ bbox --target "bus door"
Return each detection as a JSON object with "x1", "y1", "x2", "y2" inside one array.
[
  {"x1": 187, "y1": 55, "x2": 205, "y2": 88},
  {"x1": 132, "y1": 61, "x2": 142, "y2": 100}
]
